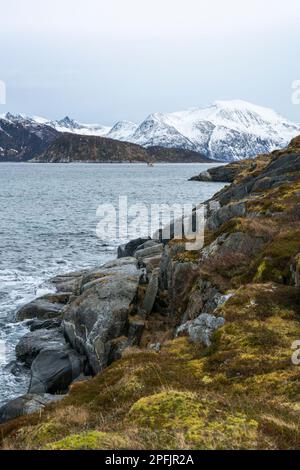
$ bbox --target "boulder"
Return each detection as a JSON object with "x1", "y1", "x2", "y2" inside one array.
[
  {"x1": 202, "y1": 232, "x2": 264, "y2": 259},
  {"x1": 181, "y1": 279, "x2": 223, "y2": 324},
  {"x1": 181, "y1": 290, "x2": 204, "y2": 323},
  {"x1": 50, "y1": 270, "x2": 88, "y2": 294},
  {"x1": 169, "y1": 261, "x2": 199, "y2": 316},
  {"x1": 80, "y1": 257, "x2": 138, "y2": 290},
  {"x1": 159, "y1": 243, "x2": 186, "y2": 291},
  {"x1": 117, "y1": 237, "x2": 150, "y2": 258},
  {"x1": 141, "y1": 269, "x2": 159, "y2": 316},
  {"x1": 63, "y1": 258, "x2": 141, "y2": 373},
  {"x1": 29, "y1": 346, "x2": 84, "y2": 394},
  {"x1": 135, "y1": 240, "x2": 160, "y2": 252},
  {"x1": 148, "y1": 343, "x2": 161, "y2": 352},
  {"x1": 16, "y1": 329, "x2": 66, "y2": 366},
  {"x1": 135, "y1": 244, "x2": 164, "y2": 260},
  {"x1": 16, "y1": 293, "x2": 69, "y2": 321},
  {"x1": 141, "y1": 255, "x2": 162, "y2": 274},
  {"x1": 0, "y1": 394, "x2": 66, "y2": 424},
  {"x1": 189, "y1": 163, "x2": 243, "y2": 183},
  {"x1": 206, "y1": 202, "x2": 246, "y2": 231},
  {"x1": 29, "y1": 318, "x2": 62, "y2": 331},
  {"x1": 177, "y1": 313, "x2": 225, "y2": 347}
]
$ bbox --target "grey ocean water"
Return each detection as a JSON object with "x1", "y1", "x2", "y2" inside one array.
[{"x1": 0, "y1": 162, "x2": 224, "y2": 405}]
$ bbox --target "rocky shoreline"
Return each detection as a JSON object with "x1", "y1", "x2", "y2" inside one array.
[
  {"x1": 0, "y1": 227, "x2": 228, "y2": 423},
  {"x1": 1, "y1": 136, "x2": 300, "y2": 449}
]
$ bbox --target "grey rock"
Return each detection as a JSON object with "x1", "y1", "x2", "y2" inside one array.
[
  {"x1": 0, "y1": 394, "x2": 66, "y2": 424},
  {"x1": 142, "y1": 269, "x2": 159, "y2": 316},
  {"x1": 29, "y1": 318, "x2": 62, "y2": 331},
  {"x1": 141, "y1": 255, "x2": 162, "y2": 274},
  {"x1": 177, "y1": 313, "x2": 225, "y2": 347},
  {"x1": 135, "y1": 240, "x2": 160, "y2": 252},
  {"x1": 189, "y1": 164, "x2": 241, "y2": 183},
  {"x1": 50, "y1": 270, "x2": 88, "y2": 294},
  {"x1": 117, "y1": 237, "x2": 150, "y2": 258},
  {"x1": 149, "y1": 343, "x2": 161, "y2": 352},
  {"x1": 206, "y1": 202, "x2": 246, "y2": 231},
  {"x1": 29, "y1": 346, "x2": 84, "y2": 394},
  {"x1": 211, "y1": 150, "x2": 300, "y2": 207},
  {"x1": 222, "y1": 231, "x2": 264, "y2": 254},
  {"x1": 16, "y1": 329, "x2": 66, "y2": 366},
  {"x1": 135, "y1": 244, "x2": 164, "y2": 260},
  {"x1": 80, "y1": 257, "x2": 138, "y2": 291},
  {"x1": 170, "y1": 261, "x2": 199, "y2": 316},
  {"x1": 181, "y1": 278, "x2": 223, "y2": 324},
  {"x1": 202, "y1": 231, "x2": 264, "y2": 259},
  {"x1": 16, "y1": 293, "x2": 69, "y2": 321},
  {"x1": 181, "y1": 290, "x2": 204, "y2": 323},
  {"x1": 159, "y1": 243, "x2": 185, "y2": 291},
  {"x1": 201, "y1": 233, "x2": 228, "y2": 259},
  {"x1": 63, "y1": 258, "x2": 141, "y2": 373}
]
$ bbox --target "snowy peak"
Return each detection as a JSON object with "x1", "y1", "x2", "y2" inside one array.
[
  {"x1": 48, "y1": 117, "x2": 111, "y2": 136},
  {"x1": 126, "y1": 100, "x2": 300, "y2": 161},
  {"x1": 56, "y1": 116, "x2": 79, "y2": 129},
  {"x1": 107, "y1": 121, "x2": 138, "y2": 141}
]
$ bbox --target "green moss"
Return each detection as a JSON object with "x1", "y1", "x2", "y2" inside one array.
[
  {"x1": 45, "y1": 431, "x2": 129, "y2": 450},
  {"x1": 254, "y1": 260, "x2": 284, "y2": 283},
  {"x1": 129, "y1": 390, "x2": 258, "y2": 449},
  {"x1": 173, "y1": 250, "x2": 200, "y2": 263},
  {"x1": 16, "y1": 420, "x2": 67, "y2": 447},
  {"x1": 219, "y1": 283, "x2": 300, "y2": 322},
  {"x1": 251, "y1": 230, "x2": 300, "y2": 284}
]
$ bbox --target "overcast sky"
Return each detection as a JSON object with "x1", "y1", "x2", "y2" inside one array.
[{"x1": 0, "y1": 0, "x2": 299, "y2": 124}]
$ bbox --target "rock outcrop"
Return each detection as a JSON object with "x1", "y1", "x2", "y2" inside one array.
[
  {"x1": 16, "y1": 293, "x2": 70, "y2": 321},
  {"x1": 0, "y1": 394, "x2": 65, "y2": 424},
  {"x1": 117, "y1": 237, "x2": 150, "y2": 258},
  {"x1": 176, "y1": 313, "x2": 225, "y2": 347},
  {"x1": 63, "y1": 257, "x2": 142, "y2": 373},
  {"x1": 28, "y1": 347, "x2": 84, "y2": 394},
  {"x1": 16, "y1": 329, "x2": 66, "y2": 366}
]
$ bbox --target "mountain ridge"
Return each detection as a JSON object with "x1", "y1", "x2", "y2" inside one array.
[
  {"x1": 31, "y1": 132, "x2": 213, "y2": 164},
  {"x1": 1, "y1": 100, "x2": 300, "y2": 162}
]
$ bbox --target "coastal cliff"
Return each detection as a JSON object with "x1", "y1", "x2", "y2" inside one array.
[{"x1": 1, "y1": 136, "x2": 300, "y2": 450}]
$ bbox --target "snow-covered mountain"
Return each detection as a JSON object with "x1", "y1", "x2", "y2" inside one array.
[
  {"x1": 46, "y1": 116, "x2": 110, "y2": 137},
  {"x1": 107, "y1": 121, "x2": 138, "y2": 141},
  {"x1": 127, "y1": 100, "x2": 300, "y2": 161},
  {"x1": 0, "y1": 113, "x2": 110, "y2": 136},
  {"x1": 1, "y1": 100, "x2": 300, "y2": 162},
  {"x1": 0, "y1": 113, "x2": 59, "y2": 160}
]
